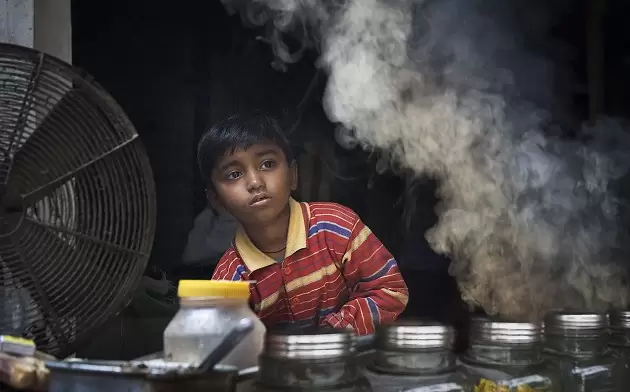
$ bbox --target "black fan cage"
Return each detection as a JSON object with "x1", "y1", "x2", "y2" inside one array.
[{"x1": 0, "y1": 43, "x2": 156, "y2": 358}]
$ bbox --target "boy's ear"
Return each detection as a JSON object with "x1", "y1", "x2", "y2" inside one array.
[{"x1": 289, "y1": 160, "x2": 298, "y2": 191}]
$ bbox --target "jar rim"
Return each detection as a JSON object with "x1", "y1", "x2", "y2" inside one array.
[
  {"x1": 376, "y1": 322, "x2": 455, "y2": 350},
  {"x1": 470, "y1": 318, "x2": 542, "y2": 345},
  {"x1": 544, "y1": 311, "x2": 607, "y2": 336}
]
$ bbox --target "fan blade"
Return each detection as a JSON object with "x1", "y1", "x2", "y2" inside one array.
[{"x1": 7, "y1": 89, "x2": 137, "y2": 207}]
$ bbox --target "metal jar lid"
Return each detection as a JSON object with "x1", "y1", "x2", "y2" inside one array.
[
  {"x1": 376, "y1": 321, "x2": 454, "y2": 350},
  {"x1": 609, "y1": 311, "x2": 630, "y2": 330},
  {"x1": 470, "y1": 318, "x2": 542, "y2": 345},
  {"x1": 263, "y1": 330, "x2": 354, "y2": 360},
  {"x1": 544, "y1": 311, "x2": 607, "y2": 336}
]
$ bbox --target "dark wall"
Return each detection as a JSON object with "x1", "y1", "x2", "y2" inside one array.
[
  {"x1": 606, "y1": 0, "x2": 630, "y2": 117},
  {"x1": 71, "y1": 0, "x2": 324, "y2": 272},
  {"x1": 72, "y1": 0, "x2": 210, "y2": 270}
]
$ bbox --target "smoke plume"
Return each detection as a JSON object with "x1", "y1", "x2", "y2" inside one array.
[{"x1": 223, "y1": 0, "x2": 630, "y2": 321}]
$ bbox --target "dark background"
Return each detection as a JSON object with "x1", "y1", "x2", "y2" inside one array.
[{"x1": 69, "y1": 0, "x2": 630, "y2": 358}]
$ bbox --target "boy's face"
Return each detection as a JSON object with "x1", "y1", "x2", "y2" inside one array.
[{"x1": 208, "y1": 143, "x2": 297, "y2": 226}]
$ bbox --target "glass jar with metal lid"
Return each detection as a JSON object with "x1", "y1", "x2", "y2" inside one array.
[
  {"x1": 544, "y1": 311, "x2": 614, "y2": 392},
  {"x1": 609, "y1": 311, "x2": 630, "y2": 390},
  {"x1": 364, "y1": 321, "x2": 465, "y2": 392},
  {"x1": 254, "y1": 329, "x2": 371, "y2": 392},
  {"x1": 459, "y1": 318, "x2": 558, "y2": 392}
]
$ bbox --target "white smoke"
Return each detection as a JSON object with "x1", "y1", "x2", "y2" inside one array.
[{"x1": 223, "y1": 0, "x2": 630, "y2": 321}]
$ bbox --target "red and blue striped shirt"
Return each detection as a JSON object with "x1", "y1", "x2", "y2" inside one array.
[{"x1": 211, "y1": 199, "x2": 409, "y2": 335}]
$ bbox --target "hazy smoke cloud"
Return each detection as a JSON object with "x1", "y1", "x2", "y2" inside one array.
[{"x1": 223, "y1": 0, "x2": 630, "y2": 321}]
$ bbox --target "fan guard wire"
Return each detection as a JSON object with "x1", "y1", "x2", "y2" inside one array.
[{"x1": 0, "y1": 43, "x2": 157, "y2": 358}]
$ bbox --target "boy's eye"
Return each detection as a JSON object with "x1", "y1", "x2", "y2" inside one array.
[
  {"x1": 226, "y1": 171, "x2": 242, "y2": 180},
  {"x1": 260, "y1": 160, "x2": 276, "y2": 169}
]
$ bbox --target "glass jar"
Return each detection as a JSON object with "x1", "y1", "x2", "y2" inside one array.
[
  {"x1": 163, "y1": 280, "x2": 266, "y2": 370},
  {"x1": 364, "y1": 321, "x2": 465, "y2": 392},
  {"x1": 544, "y1": 311, "x2": 614, "y2": 392},
  {"x1": 254, "y1": 330, "x2": 371, "y2": 392},
  {"x1": 459, "y1": 318, "x2": 558, "y2": 392},
  {"x1": 608, "y1": 311, "x2": 630, "y2": 390}
]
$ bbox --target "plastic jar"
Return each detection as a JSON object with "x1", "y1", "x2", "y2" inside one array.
[
  {"x1": 544, "y1": 311, "x2": 614, "y2": 392},
  {"x1": 163, "y1": 280, "x2": 266, "y2": 370},
  {"x1": 365, "y1": 321, "x2": 465, "y2": 391},
  {"x1": 609, "y1": 311, "x2": 630, "y2": 390},
  {"x1": 459, "y1": 318, "x2": 558, "y2": 392}
]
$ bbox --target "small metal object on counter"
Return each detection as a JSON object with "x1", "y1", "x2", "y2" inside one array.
[
  {"x1": 461, "y1": 318, "x2": 554, "y2": 392},
  {"x1": 544, "y1": 311, "x2": 614, "y2": 392},
  {"x1": 236, "y1": 365, "x2": 259, "y2": 381},
  {"x1": 366, "y1": 321, "x2": 464, "y2": 392},
  {"x1": 46, "y1": 359, "x2": 239, "y2": 392},
  {"x1": 255, "y1": 329, "x2": 368, "y2": 391},
  {"x1": 132, "y1": 329, "x2": 260, "y2": 385},
  {"x1": 134, "y1": 351, "x2": 165, "y2": 361}
]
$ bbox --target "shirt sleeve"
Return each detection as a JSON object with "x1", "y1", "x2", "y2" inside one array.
[
  {"x1": 321, "y1": 217, "x2": 409, "y2": 335},
  {"x1": 211, "y1": 249, "x2": 247, "y2": 281}
]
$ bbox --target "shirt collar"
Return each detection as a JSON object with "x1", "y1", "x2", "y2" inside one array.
[{"x1": 235, "y1": 198, "x2": 308, "y2": 272}]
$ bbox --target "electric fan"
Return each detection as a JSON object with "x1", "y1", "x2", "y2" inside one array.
[{"x1": 0, "y1": 43, "x2": 157, "y2": 358}]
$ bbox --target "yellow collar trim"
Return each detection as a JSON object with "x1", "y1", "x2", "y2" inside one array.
[{"x1": 235, "y1": 198, "x2": 308, "y2": 272}]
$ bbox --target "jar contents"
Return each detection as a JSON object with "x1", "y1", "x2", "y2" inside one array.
[
  {"x1": 544, "y1": 311, "x2": 614, "y2": 392},
  {"x1": 608, "y1": 310, "x2": 630, "y2": 390},
  {"x1": 163, "y1": 280, "x2": 266, "y2": 370},
  {"x1": 460, "y1": 318, "x2": 558, "y2": 392},
  {"x1": 254, "y1": 330, "x2": 371, "y2": 392},
  {"x1": 474, "y1": 376, "x2": 551, "y2": 392},
  {"x1": 365, "y1": 321, "x2": 465, "y2": 391}
]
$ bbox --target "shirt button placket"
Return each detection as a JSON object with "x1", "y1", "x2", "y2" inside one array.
[{"x1": 282, "y1": 264, "x2": 298, "y2": 311}]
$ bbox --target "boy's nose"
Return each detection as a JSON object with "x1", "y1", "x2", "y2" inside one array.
[{"x1": 246, "y1": 172, "x2": 264, "y2": 191}]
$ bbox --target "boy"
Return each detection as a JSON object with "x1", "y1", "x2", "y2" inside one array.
[{"x1": 198, "y1": 112, "x2": 408, "y2": 335}]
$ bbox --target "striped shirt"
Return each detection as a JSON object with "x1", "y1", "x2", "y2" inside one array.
[{"x1": 211, "y1": 198, "x2": 409, "y2": 335}]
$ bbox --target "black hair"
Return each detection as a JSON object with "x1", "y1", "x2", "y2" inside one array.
[{"x1": 197, "y1": 111, "x2": 294, "y2": 187}]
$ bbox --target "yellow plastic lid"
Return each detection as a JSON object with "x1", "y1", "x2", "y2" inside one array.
[{"x1": 177, "y1": 280, "x2": 251, "y2": 299}]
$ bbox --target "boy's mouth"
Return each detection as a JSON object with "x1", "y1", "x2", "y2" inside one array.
[{"x1": 250, "y1": 194, "x2": 272, "y2": 206}]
